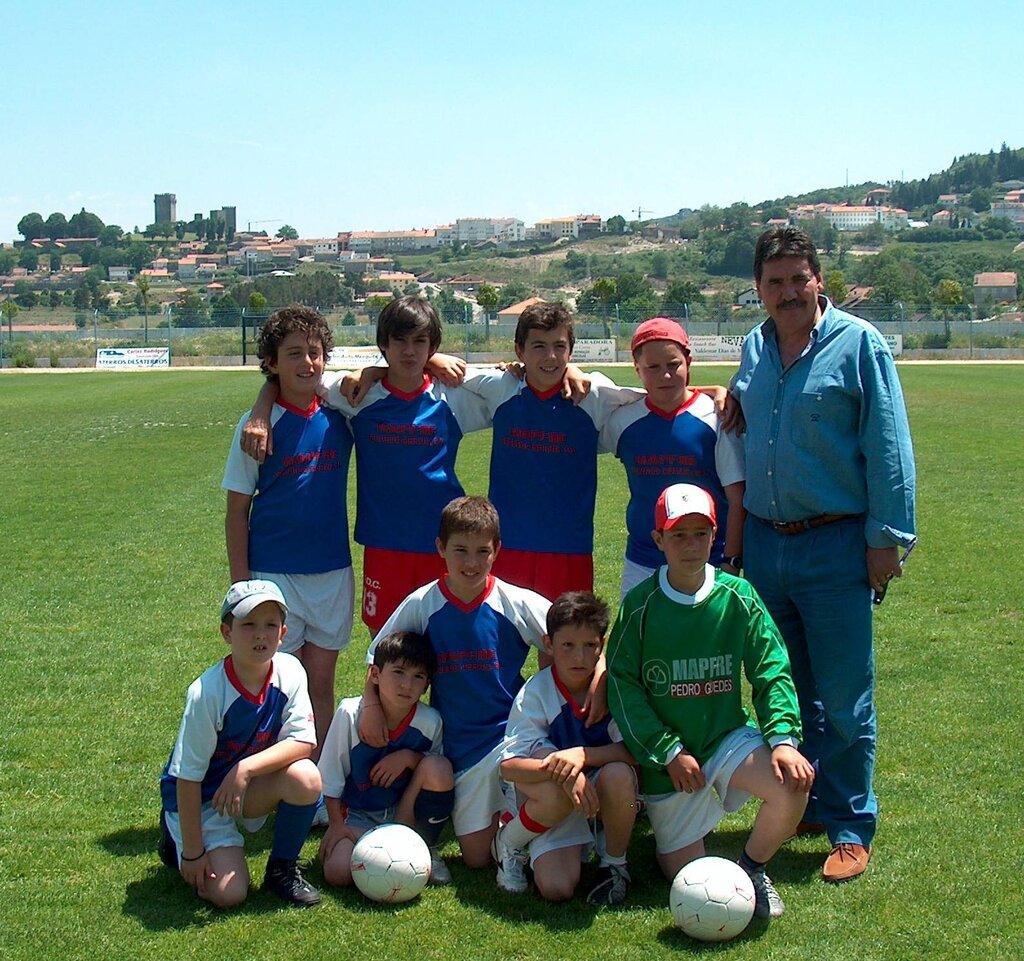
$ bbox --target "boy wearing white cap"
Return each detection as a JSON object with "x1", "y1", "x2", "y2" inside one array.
[
  {"x1": 606, "y1": 485, "x2": 813, "y2": 921},
  {"x1": 159, "y1": 580, "x2": 323, "y2": 908}
]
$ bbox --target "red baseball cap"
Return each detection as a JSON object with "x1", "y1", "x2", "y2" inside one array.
[
  {"x1": 631, "y1": 317, "x2": 691, "y2": 356},
  {"x1": 654, "y1": 484, "x2": 717, "y2": 530}
]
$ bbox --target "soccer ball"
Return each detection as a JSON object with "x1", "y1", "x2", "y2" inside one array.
[
  {"x1": 350, "y1": 823, "x2": 431, "y2": 903},
  {"x1": 669, "y1": 856, "x2": 756, "y2": 942}
]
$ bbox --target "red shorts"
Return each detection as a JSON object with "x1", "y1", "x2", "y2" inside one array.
[
  {"x1": 361, "y1": 546, "x2": 447, "y2": 635},
  {"x1": 492, "y1": 549, "x2": 594, "y2": 602}
]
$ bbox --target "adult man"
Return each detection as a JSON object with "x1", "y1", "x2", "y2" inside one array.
[{"x1": 731, "y1": 226, "x2": 916, "y2": 883}]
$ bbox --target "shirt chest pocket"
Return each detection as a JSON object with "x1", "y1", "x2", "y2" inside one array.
[{"x1": 789, "y1": 376, "x2": 857, "y2": 453}]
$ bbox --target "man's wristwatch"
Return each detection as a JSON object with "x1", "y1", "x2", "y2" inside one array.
[{"x1": 722, "y1": 555, "x2": 743, "y2": 570}]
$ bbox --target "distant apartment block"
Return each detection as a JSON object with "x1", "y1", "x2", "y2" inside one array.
[
  {"x1": 973, "y1": 272, "x2": 1018, "y2": 306},
  {"x1": 989, "y1": 199, "x2": 1024, "y2": 226},
  {"x1": 154, "y1": 193, "x2": 177, "y2": 224},
  {"x1": 792, "y1": 203, "x2": 909, "y2": 231},
  {"x1": 348, "y1": 229, "x2": 438, "y2": 254},
  {"x1": 455, "y1": 217, "x2": 525, "y2": 244},
  {"x1": 526, "y1": 214, "x2": 603, "y2": 241}
]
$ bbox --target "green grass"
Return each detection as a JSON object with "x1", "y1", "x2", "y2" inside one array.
[{"x1": 0, "y1": 364, "x2": 1021, "y2": 960}]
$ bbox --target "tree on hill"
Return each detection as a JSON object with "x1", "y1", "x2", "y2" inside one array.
[
  {"x1": 2, "y1": 299, "x2": 19, "y2": 338},
  {"x1": 44, "y1": 212, "x2": 68, "y2": 239},
  {"x1": 98, "y1": 224, "x2": 124, "y2": 246},
  {"x1": 606, "y1": 214, "x2": 626, "y2": 235},
  {"x1": 0, "y1": 249, "x2": 16, "y2": 274},
  {"x1": 68, "y1": 208, "x2": 105, "y2": 238},
  {"x1": 664, "y1": 278, "x2": 703, "y2": 307},
  {"x1": 476, "y1": 283, "x2": 500, "y2": 313},
  {"x1": 276, "y1": 224, "x2": 298, "y2": 240},
  {"x1": 17, "y1": 212, "x2": 45, "y2": 241},
  {"x1": 497, "y1": 281, "x2": 533, "y2": 310},
  {"x1": 824, "y1": 269, "x2": 848, "y2": 305}
]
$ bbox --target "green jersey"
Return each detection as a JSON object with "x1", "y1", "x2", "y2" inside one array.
[{"x1": 607, "y1": 565, "x2": 801, "y2": 795}]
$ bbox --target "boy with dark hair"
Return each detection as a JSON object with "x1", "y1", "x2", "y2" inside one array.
[
  {"x1": 159, "y1": 580, "x2": 323, "y2": 908},
  {"x1": 497, "y1": 591, "x2": 637, "y2": 905},
  {"x1": 607, "y1": 484, "x2": 813, "y2": 920},
  {"x1": 460, "y1": 302, "x2": 643, "y2": 599},
  {"x1": 242, "y1": 295, "x2": 489, "y2": 634},
  {"x1": 359, "y1": 496, "x2": 552, "y2": 868},
  {"x1": 318, "y1": 630, "x2": 455, "y2": 886},
  {"x1": 222, "y1": 304, "x2": 353, "y2": 755},
  {"x1": 601, "y1": 317, "x2": 745, "y2": 597}
]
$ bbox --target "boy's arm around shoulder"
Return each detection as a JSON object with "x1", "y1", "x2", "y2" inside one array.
[{"x1": 241, "y1": 380, "x2": 279, "y2": 463}]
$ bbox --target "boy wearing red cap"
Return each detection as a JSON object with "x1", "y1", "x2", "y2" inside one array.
[
  {"x1": 601, "y1": 318, "x2": 745, "y2": 598},
  {"x1": 606, "y1": 483, "x2": 812, "y2": 921}
]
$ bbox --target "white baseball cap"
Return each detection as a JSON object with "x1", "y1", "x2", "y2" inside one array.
[
  {"x1": 221, "y1": 579, "x2": 288, "y2": 622},
  {"x1": 654, "y1": 484, "x2": 717, "y2": 530}
]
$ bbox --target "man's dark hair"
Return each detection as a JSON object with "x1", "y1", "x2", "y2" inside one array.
[
  {"x1": 753, "y1": 226, "x2": 822, "y2": 283},
  {"x1": 256, "y1": 304, "x2": 333, "y2": 378},
  {"x1": 546, "y1": 590, "x2": 610, "y2": 640},
  {"x1": 437, "y1": 495, "x2": 500, "y2": 548},
  {"x1": 376, "y1": 295, "x2": 442, "y2": 353},
  {"x1": 372, "y1": 630, "x2": 438, "y2": 678},
  {"x1": 514, "y1": 302, "x2": 575, "y2": 353}
]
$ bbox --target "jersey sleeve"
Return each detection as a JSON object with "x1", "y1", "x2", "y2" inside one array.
[
  {"x1": 714, "y1": 420, "x2": 745, "y2": 487},
  {"x1": 583, "y1": 372, "x2": 645, "y2": 431},
  {"x1": 441, "y1": 381, "x2": 493, "y2": 435},
  {"x1": 166, "y1": 675, "x2": 221, "y2": 783},
  {"x1": 606, "y1": 595, "x2": 685, "y2": 769},
  {"x1": 500, "y1": 677, "x2": 554, "y2": 763},
  {"x1": 222, "y1": 412, "x2": 260, "y2": 495},
  {"x1": 318, "y1": 700, "x2": 357, "y2": 798},
  {"x1": 459, "y1": 367, "x2": 514, "y2": 416},
  {"x1": 275, "y1": 654, "x2": 317, "y2": 746},
  {"x1": 318, "y1": 370, "x2": 358, "y2": 416},
  {"x1": 366, "y1": 584, "x2": 436, "y2": 663},
  {"x1": 416, "y1": 704, "x2": 445, "y2": 756}
]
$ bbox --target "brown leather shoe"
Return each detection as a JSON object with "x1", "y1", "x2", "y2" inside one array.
[{"x1": 822, "y1": 843, "x2": 871, "y2": 882}]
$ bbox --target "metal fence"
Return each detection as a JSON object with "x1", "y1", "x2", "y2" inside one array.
[{"x1": 2, "y1": 302, "x2": 1022, "y2": 367}]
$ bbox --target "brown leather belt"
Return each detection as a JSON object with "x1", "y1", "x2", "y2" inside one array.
[{"x1": 759, "y1": 513, "x2": 859, "y2": 536}]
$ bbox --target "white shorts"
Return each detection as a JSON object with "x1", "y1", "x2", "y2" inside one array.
[
  {"x1": 620, "y1": 558, "x2": 656, "y2": 599},
  {"x1": 521, "y1": 765, "x2": 638, "y2": 866},
  {"x1": 645, "y1": 726, "x2": 763, "y2": 854},
  {"x1": 164, "y1": 804, "x2": 267, "y2": 865},
  {"x1": 453, "y1": 743, "x2": 514, "y2": 837},
  {"x1": 252, "y1": 567, "x2": 354, "y2": 654}
]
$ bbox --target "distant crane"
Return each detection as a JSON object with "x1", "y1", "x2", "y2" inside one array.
[{"x1": 633, "y1": 206, "x2": 652, "y2": 223}]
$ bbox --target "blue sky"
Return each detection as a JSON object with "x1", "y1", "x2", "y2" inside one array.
[{"x1": 4, "y1": 0, "x2": 1021, "y2": 242}]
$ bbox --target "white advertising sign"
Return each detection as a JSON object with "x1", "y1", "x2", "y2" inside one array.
[
  {"x1": 328, "y1": 345, "x2": 385, "y2": 368},
  {"x1": 884, "y1": 334, "x2": 903, "y2": 357},
  {"x1": 573, "y1": 339, "x2": 617, "y2": 363},
  {"x1": 688, "y1": 335, "x2": 746, "y2": 361},
  {"x1": 96, "y1": 347, "x2": 170, "y2": 369}
]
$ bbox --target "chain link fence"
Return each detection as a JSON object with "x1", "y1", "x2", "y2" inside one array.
[{"x1": 2, "y1": 302, "x2": 1022, "y2": 367}]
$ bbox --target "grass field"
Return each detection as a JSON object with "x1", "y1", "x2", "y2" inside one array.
[{"x1": 1, "y1": 364, "x2": 1022, "y2": 961}]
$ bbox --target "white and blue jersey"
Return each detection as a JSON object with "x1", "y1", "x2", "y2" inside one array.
[
  {"x1": 461, "y1": 369, "x2": 642, "y2": 554},
  {"x1": 369, "y1": 576, "x2": 549, "y2": 774},
  {"x1": 160, "y1": 652, "x2": 316, "y2": 811},
  {"x1": 501, "y1": 666, "x2": 623, "y2": 768},
  {"x1": 222, "y1": 398, "x2": 353, "y2": 574},
  {"x1": 318, "y1": 696, "x2": 443, "y2": 814},
  {"x1": 322, "y1": 373, "x2": 490, "y2": 555},
  {"x1": 601, "y1": 392, "x2": 744, "y2": 568}
]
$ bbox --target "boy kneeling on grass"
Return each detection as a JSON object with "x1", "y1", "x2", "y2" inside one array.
[
  {"x1": 607, "y1": 484, "x2": 814, "y2": 920},
  {"x1": 317, "y1": 630, "x2": 455, "y2": 887},
  {"x1": 159, "y1": 580, "x2": 323, "y2": 908},
  {"x1": 497, "y1": 591, "x2": 637, "y2": 905}
]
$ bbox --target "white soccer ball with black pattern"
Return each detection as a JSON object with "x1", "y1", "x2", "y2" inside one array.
[
  {"x1": 350, "y1": 823, "x2": 431, "y2": 903},
  {"x1": 669, "y1": 856, "x2": 756, "y2": 942}
]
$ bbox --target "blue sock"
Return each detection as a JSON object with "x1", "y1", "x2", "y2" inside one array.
[
  {"x1": 413, "y1": 788, "x2": 455, "y2": 848},
  {"x1": 270, "y1": 797, "x2": 319, "y2": 862}
]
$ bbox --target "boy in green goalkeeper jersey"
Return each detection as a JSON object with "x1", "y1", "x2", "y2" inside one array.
[{"x1": 607, "y1": 483, "x2": 814, "y2": 920}]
